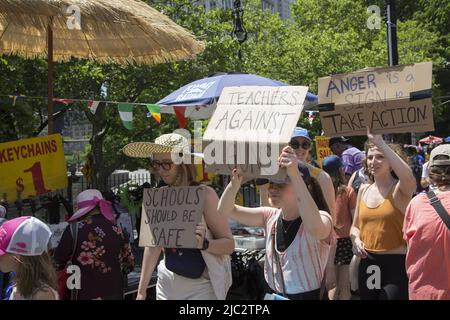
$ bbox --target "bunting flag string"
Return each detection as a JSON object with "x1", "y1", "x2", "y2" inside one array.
[
  {"x1": 1, "y1": 93, "x2": 321, "y2": 130},
  {"x1": 307, "y1": 111, "x2": 317, "y2": 125},
  {"x1": 145, "y1": 104, "x2": 161, "y2": 124},
  {"x1": 117, "y1": 103, "x2": 134, "y2": 130},
  {"x1": 174, "y1": 106, "x2": 187, "y2": 129},
  {"x1": 87, "y1": 100, "x2": 100, "y2": 114},
  {"x1": 0, "y1": 93, "x2": 167, "y2": 130}
]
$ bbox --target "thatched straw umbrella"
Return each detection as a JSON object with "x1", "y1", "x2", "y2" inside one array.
[{"x1": 0, "y1": 0, "x2": 205, "y2": 133}]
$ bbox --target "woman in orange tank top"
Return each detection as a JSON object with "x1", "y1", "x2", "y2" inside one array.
[{"x1": 350, "y1": 127, "x2": 416, "y2": 300}]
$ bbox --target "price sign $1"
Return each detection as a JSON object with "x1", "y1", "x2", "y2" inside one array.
[{"x1": 15, "y1": 161, "x2": 51, "y2": 196}]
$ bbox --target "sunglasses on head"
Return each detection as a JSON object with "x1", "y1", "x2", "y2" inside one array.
[
  {"x1": 150, "y1": 160, "x2": 174, "y2": 171},
  {"x1": 289, "y1": 140, "x2": 311, "y2": 150}
]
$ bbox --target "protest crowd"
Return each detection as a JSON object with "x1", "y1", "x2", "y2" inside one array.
[{"x1": 0, "y1": 1, "x2": 449, "y2": 304}]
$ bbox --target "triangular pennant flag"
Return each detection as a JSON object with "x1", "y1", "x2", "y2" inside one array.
[
  {"x1": 53, "y1": 98, "x2": 75, "y2": 105},
  {"x1": 174, "y1": 106, "x2": 187, "y2": 128},
  {"x1": 118, "y1": 103, "x2": 134, "y2": 130},
  {"x1": 146, "y1": 104, "x2": 161, "y2": 124},
  {"x1": 87, "y1": 100, "x2": 100, "y2": 114}
]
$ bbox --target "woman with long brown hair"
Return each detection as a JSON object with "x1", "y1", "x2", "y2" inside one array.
[
  {"x1": 350, "y1": 128, "x2": 416, "y2": 300},
  {"x1": 0, "y1": 216, "x2": 58, "y2": 300}
]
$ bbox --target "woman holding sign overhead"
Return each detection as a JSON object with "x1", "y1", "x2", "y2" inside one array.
[
  {"x1": 350, "y1": 127, "x2": 416, "y2": 300},
  {"x1": 218, "y1": 145, "x2": 333, "y2": 300},
  {"x1": 123, "y1": 133, "x2": 234, "y2": 300}
]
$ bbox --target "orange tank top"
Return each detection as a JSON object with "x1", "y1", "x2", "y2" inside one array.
[{"x1": 359, "y1": 186, "x2": 406, "y2": 252}]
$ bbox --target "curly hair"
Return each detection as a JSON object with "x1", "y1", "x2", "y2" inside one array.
[{"x1": 429, "y1": 165, "x2": 450, "y2": 187}]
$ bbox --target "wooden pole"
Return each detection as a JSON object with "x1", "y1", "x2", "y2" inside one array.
[{"x1": 47, "y1": 19, "x2": 54, "y2": 135}]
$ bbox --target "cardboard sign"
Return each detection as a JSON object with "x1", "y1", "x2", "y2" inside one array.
[
  {"x1": 139, "y1": 186, "x2": 205, "y2": 248},
  {"x1": 315, "y1": 136, "x2": 332, "y2": 168},
  {"x1": 202, "y1": 86, "x2": 309, "y2": 178},
  {"x1": 318, "y1": 62, "x2": 433, "y2": 136},
  {"x1": 0, "y1": 134, "x2": 68, "y2": 202}
]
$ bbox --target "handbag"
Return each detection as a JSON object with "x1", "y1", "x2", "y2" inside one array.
[
  {"x1": 165, "y1": 248, "x2": 206, "y2": 279},
  {"x1": 427, "y1": 190, "x2": 450, "y2": 230},
  {"x1": 57, "y1": 222, "x2": 78, "y2": 300}
]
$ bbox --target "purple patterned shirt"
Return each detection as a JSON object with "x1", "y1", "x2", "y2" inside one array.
[{"x1": 341, "y1": 147, "x2": 365, "y2": 176}]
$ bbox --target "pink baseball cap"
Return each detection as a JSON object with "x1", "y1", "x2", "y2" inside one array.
[{"x1": 0, "y1": 216, "x2": 52, "y2": 257}]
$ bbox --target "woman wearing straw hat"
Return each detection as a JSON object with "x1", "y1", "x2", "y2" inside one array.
[{"x1": 123, "y1": 132, "x2": 234, "y2": 300}]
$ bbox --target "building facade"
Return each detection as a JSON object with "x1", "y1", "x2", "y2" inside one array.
[{"x1": 199, "y1": 0, "x2": 295, "y2": 19}]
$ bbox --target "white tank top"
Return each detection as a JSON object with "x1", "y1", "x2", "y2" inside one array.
[{"x1": 263, "y1": 208, "x2": 331, "y2": 294}]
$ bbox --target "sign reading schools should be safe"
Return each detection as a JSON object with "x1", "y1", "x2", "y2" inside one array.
[
  {"x1": 202, "y1": 86, "x2": 309, "y2": 178},
  {"x1": 318, "y1": 62, "x2": 434, "y2": 136},
  {"x1": 139, "y1": 186, "x2": 205, "y2": 248},
  {"x1": 0, "y1": 134, "x2": 67, "y2": 202}
]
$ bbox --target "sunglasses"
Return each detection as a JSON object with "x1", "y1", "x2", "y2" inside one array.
[
  {"x1": 289, "y1": 140, "x2": 311, "y2": 150},
  {"x1": 150, "y1": 160, "x2": 174, "y2": 171}
]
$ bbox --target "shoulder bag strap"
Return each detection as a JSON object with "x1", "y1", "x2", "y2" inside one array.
[
  {"x1": 426, "y1": 190, "x2": 450, "y2": 230},
  {"x1": 68, "y1": 222, "x2": 79, "y2": 300},
  {"x1": 69, "y1": 222, "x2": 78, "y2": 263},
  {"x1": 271, "y1": 219, "x2": 287, "y2": 297}
]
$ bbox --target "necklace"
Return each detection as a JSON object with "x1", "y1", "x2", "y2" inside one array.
[{"x1": 280, "y1": 215, "x2": 300, "y2": 234}]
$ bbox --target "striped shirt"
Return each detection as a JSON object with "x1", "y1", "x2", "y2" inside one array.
[{"x1": 263, "y1": 208, "x2": 331, "y2": 294}]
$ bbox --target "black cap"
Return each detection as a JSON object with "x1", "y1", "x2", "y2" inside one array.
[{"x1": 329, "y1": 136, "x2": 350, "y2": 148}]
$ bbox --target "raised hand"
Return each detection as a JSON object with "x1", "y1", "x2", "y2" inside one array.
[
  {"x1": 366, "y1": 126, "x2": 384, "y2": 147},
  {"x1": 278, "y1": 145, "x2": 299, "y2": 176},
  {"x1": 230, "y1": 168, "x2": 244, "y2": 189}
]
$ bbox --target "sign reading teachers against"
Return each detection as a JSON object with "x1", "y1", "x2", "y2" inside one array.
[
  {"x1": 318, "y1": 62, "x2": 433, "y2": 136},
  {"x1": 139, "y1": 186, "x2": 205, "y2": 248},
  {"x1": 202, "y1": 86, "x2": 309, "y2": 178}
]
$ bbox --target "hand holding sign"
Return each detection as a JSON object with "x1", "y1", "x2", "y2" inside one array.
[
  {"x1": 230, "y1": 169, "x2": 244, "y2": 190},
  {"x1": 195, "y1": 222, "x2": 208, "y2": 250},
  {"x1": 278, "y1": 145, "x2": 298, "y2": 176},
  {"x1": 366, "y1": 126, "x2": 384, "y2": 147}
]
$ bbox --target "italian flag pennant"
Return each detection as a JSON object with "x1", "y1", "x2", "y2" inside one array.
[
  {"x1": 118, "y1": 103, "x2": 133, "y2": 130},
  {"x1": 146, "y1": 104, "x2": 161, "y2": 123}
]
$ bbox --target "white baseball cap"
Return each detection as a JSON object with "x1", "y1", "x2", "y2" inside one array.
[{"x1": 0, "y1": 216, "x2": 52, "y2": 257}]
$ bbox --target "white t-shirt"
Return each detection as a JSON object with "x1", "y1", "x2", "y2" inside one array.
[{"x1": 421, "y1": 161, "x2": 429, "y2": 178}]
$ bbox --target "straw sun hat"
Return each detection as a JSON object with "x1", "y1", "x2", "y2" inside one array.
[{"x1": 122, "y1": 133, "x2": 199, "y2": 159}]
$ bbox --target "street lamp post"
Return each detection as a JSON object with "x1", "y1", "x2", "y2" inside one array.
[{"x1": 232, "y1": 0, "x2": 247, "y2": 64}]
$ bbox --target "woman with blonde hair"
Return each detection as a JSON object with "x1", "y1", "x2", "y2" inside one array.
[
  {"x1": 350, "y1": 128, "x2": 416, "y2": 300},
  {"x1": 0, "y1": 216, "x2": 58, "y2": 300},
  {"x1": 123, "y1": 132, "x2": 234, "y2": 300}
]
